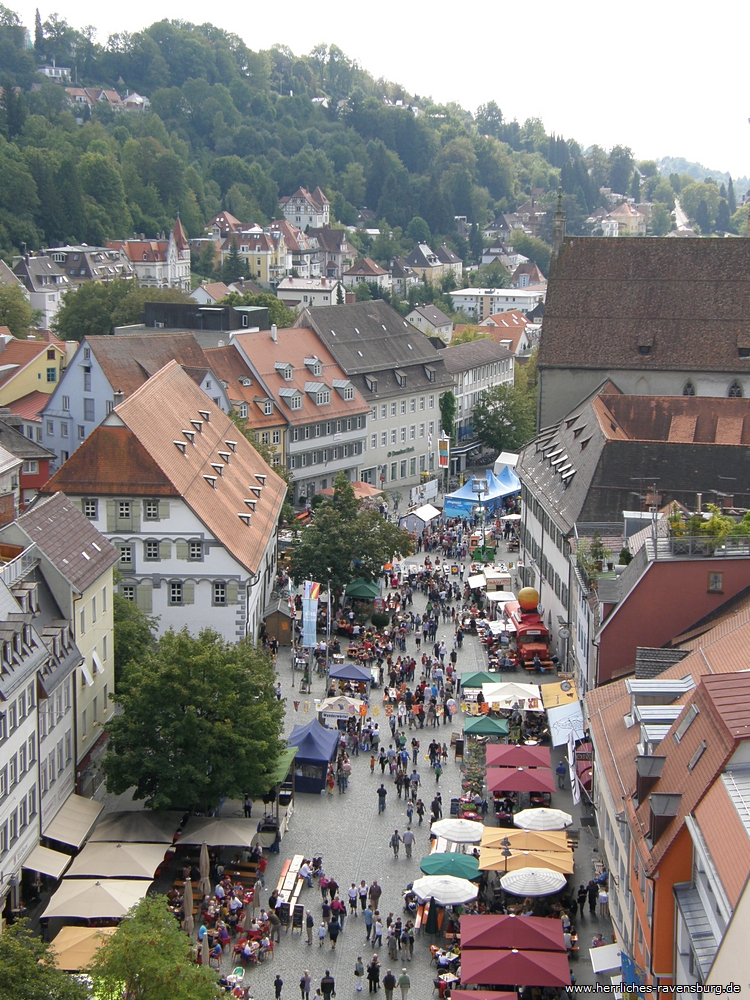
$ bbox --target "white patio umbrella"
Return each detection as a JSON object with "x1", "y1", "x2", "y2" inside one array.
[
  {"x1": 65, "y1": 841, "x2": 168, "y2": 879},
  {"x1": 430, "y1": 818, "x2": 484, "y2": 843},
  {"x1": 198, "y1": 841, "x2": 212, "y2": 897},
  {"x1": 411, "y1": 875, "x2": 478, "y2": 906},
  {"x1": 182, "y1": 878, "x2": 194, "y2": 937},
  {"x1": 42, "y1": 879, "x2": 151, "y2": 919},
  {"x1": 499, "y1": 867, "x2": 567, "y2": 896},
  {"x1": 513, "y1": 808, "x2": 573, "y2": 831}
]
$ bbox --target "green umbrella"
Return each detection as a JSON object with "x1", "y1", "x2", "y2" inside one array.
[
  {"x1": 460, "y1": 670, "x2": 496, "y2": 688},
  {"x1": 419, "y1": 852, "x2": 479, "y2": 879},
  {"x1": 345, "y1": 578, "x2": 381, "y2": 599},
  {"x1": 464, "y1": 715, "x2": 509, "y2": 736}
]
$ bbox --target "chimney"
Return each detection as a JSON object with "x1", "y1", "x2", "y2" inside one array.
[
  {"x1": 113, "y1": 389, "x2": 125, "y2": 407},
  {"x1": 270, "y1": 324, "x2": 277, "y2": 342},
  {"x1": 550, "y1": 187, "x2": 566, "y2": 264}
]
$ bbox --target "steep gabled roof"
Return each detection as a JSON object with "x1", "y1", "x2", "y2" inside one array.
[
  {"x1": 0, "y1": 339, "x2": 62, "y2": 389},
  {"x1": 404, "y1": 243, "x2": 441, "y2": 269},
  {"x1": 539, "y1": 237, "x2": 750, "y2": 372},
  {"x1": 83, "y1": 332, "x2": 211, "y2": 398},
  {"x1": 18, "y1": 492, "x2": 118, "y2": 593},
  {"x1": 440, "y1": 339, "x2": 512, "y2": 373},
  {"x1": 408, "y1": 304, "x2": 452, "y2": 328},
  {"x1": 43, "y1": 363, "x2": 285, "y2": 576},
  {"x1": 344, "y1": 256, "x2": 387, "y2": 277}
]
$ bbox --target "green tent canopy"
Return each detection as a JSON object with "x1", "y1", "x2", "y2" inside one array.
[
  {"x1": 345, "y1": 578, "x2": 381, "y2": 599},
  {"x1": 464, "y1": 715, "x2": 509, "y2": 736},
  {"x1": 460, "y1": 670, "x2": 497, "y2": 688},
  {"x1": 420, "y1": 852, "x2": 480, "y2": 879}
]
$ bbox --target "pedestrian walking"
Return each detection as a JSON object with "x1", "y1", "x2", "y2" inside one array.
[
  {"x1": 275, "y1": 975, "x2": 284, "y2": 1000},
  {"x1": 328, "y1": 917, "x2": 340, "y2": 949},
  {"x1": 587, "y1": 879, "x2": 598, "y2": 915},
  {"x1": 398, "y1": 969, "x2": 411, "y2": 1000},
  {"x1": 390, "y1": 829, "x2": 402, "y2": 858},
  {"x1": 377, "y1": 784, "x2": 388, "y2": 813},
  {"x1": 373, "y1": 915, "x2": 383, "y2": 948},
  {"x1": 359, "y1": 880, "x2": 369, "y2": 910},
  {"x1": 363, "y1": 905, "x2": 374, "y2": 940},
  {"x1": 556, "y1": 761, "x2": 566, "y2": 789},
  {"x1": 402, "y1": 829, "x2": 415, "y2": 858},
  {"x1": 320, "y1": 971, "x2": 335, "y2": 1000},
  {"x1": 318, "y1": 921, "x2": 327, "y2": 947},
  {"x1": 406, "y1": 801, "x2": 413, "y2": 826},
  {"x1": 387, "y1": 931, "x2": 398, "y2": 960},
  {"x1": 383, "y1": 968, "x2": 397, "y2": 1000},
  {"x1": 434, "y1": 761, "x2": 442, "y2": 782},
  {"x1": 300, "y1": 972, "x2": 311, "y2": 1000},
  {"x1": 354, "y1": 957, "x2": 365, "y2": 992},
  {"x1": 306, "y1": 909, "x2": 314, "y2": 944},
  {"x1": 577, "y1": 884, "x2": 588, "y2": 919},
  {"x1": 243, "y1": 795, "x2": 253, "y2": 817},
  {"x1": 416, "y1": 799, "x2": 425, "y2": 824},
  {"x1": 349, "y1": 883, "x2": 359, "y2": 916}
]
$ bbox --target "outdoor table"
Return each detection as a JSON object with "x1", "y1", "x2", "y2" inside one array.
[
  {"x1": 439, "y1": 973, "x2": 460, "y2": 985},
  {"x1": 524, "y1": 740, "x2": 539, "y2": 746},
  {"x1": 460, "y1": 811, "x2": 480, "y2": 821},
  {"x1": 332, "y1": 653, "x2": 345, "y2": 664}
]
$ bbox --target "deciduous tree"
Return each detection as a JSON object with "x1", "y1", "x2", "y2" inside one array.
[
  {"x1": 102, "y1": 629, "x2": 285, "y2": 811},
  {"x1": 0, "y1": 919, "x2": 86, "y2": 1000},
  {"x1": 471, "y1": 382, "x2": 535, "y2": 453},
  {"x1": 0, "y1": 283, "x2": 39, "y2": 336}
]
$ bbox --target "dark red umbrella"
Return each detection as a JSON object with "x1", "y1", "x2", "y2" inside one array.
[
  {"x1": 486, "y1": 767, "x2": 555, "y2": 794},
  {"x1": 452, "y1": 992, "x2": 517, "y2": 1000},
  {"x1": 485, "y1": 744, "x2": 550, "y2": 768},
  {"x1": 460, "y1": 913, "x2": 565, "y2": 952},
  {"x1": 460, "y1": 947, "x2": 570, "y2": 988}
]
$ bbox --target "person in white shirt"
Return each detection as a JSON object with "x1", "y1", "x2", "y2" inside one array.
[{"x1": 300, "y1": 861, "x2": 312, "y2": 887}]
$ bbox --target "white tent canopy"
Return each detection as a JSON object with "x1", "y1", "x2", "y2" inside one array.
[
  {"x1": 499, "y1": 867, "x2": 567, "y2": 896},
  {"x1": 43, "y1": 878, "x2": 152, "y2": 919},
  {"x1": 430, "y1": 818, "x2": 484, "y2": 843},
  {"x1": 547, "y1": 700, "x2": 586, "y2": 747},
  {"x1": 467, "y1": 574, "x2": 486, "y2": 589},
  {"x1": 180, "y1": 817, "x2": 258, "y2": 848},
  {"x1": 485, "y1": 591, "x2": 517, "y2": 603},
  {"x1": 89, "y1": 810, "x2": 182, "y2": 844},
  {"x1": 411, "y1": 875, "x2": 478, "y2": 905},
  {"x1": 494, "y1": 452, "x2": 518, "y2": 473},
  {"x1": 482, "y1": 682, "x2": 542, "y2": 711},
  {"x1": 590, "y1": 943, "x2": 623, "y2": 973},
  {"x1": 66, "y1": 841, "x2": 169, "y2": 879}
]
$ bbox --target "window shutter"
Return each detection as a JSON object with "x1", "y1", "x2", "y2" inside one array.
[
  {"x1": 226, "y1": 581, "x2": 239, "y2": 605},
  {"x1": 106, "y1": 500, "x2": 116, "y2": 532},
  {"x1": 159, "y1": 540, "x2": 171, "y2": 560},
  {"x1": 131, "y1": 501, "x2": 141, "y2": 532},
  {"x1": 158, "y1": 501, "x2": 170, "y2": 519},
  {"x1": 135, "y1": 583, "x2": 152, "y2": 613},
  {"x1": 175, "y1": 541, "x2": 189, "y2": 560},
  {"x1": 182, "y1": 582, "x2": 194, "y2": 605}
]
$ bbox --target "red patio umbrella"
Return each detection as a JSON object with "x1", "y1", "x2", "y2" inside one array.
[
  {"x1": 460, "y1": 913, "x2": 566, "y2": 952},
  {"x1": 485, "y1": 744, "x2": 550, "y2": 768},
  {"x1": 460, "y1": 947, "x2": 570, "y2": 988},
  {"x1": 452, "y1": 993, "x2": 517, "y2": 1000},
  {"x1": 486, "y1": 767, "x2": 555, "y2": 794}
]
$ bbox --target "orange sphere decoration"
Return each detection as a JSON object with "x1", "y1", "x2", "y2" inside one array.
[{"x1": 517, "y1": 587, "x2": 539, "y2": 611}]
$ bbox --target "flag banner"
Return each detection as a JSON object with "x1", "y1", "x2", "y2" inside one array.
[
  {"x1": 567, "y1": 729, "x2": 581, "y2": 806},
  {"x1": 302, "y1": 598, "x2": 318, "y2": 648},
  {"x1": 304, "y1": 580, "x2": 321, "y2": 600},
  {"x1": 438, "y1": 438, "x2": 450, "y2": 468}
]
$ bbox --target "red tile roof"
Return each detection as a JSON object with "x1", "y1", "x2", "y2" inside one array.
[
  {"x1": 85, "y1": 332, "x2": 211, "y2": 398},
  {"x1": 7, "y1": 390, "x2": 49, "y2": 421},
  {"x1": 693, "y1": 779, "x2": 750, "y2": 907},
  {"x1": 0, "y1": 340, "x2": 63, "y2": 389}
]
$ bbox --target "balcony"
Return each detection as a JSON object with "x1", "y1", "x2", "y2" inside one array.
[{"x1": 0, "y1": 543, "x2": 39, "y2": 586}]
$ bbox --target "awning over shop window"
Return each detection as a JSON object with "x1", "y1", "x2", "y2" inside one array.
[
  {"x1": 23, "y1": 844, "x2": 71, "y2": 879},
  {"x1": 43, "y1": 794, "x2": 103, "y2": 849}
]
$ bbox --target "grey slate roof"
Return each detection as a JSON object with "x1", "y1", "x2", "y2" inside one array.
[
  {"x1": 0, "y1": 415, "x2": 54, "y2": 461},
  {"x1": 540, "y1": 237, "x2": 750, "y2": 373},
  {"x1": 440, "y1": 339, "x2": 512, "y2": 373},
  {"x1": 299, "y1": 300, "x2": 446, "y2": 375},
  {"x1": 634, "y1": 647, "x2": 690, "y2": 679},
  {"x1": 18, "y1": 492, "x2": 118, "y2": 594},
  {"x1": 410, "y1": 304, "x2": 452, "y2": 327}
]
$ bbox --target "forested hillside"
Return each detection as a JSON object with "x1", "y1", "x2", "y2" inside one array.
[{"x1": 0, "y1": 7, "x2": 744, "y2": 263}]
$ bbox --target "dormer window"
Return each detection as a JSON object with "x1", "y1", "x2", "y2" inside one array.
[
  {"x1": 365, "y1": 375, "x2": 378, "y2": 393},
  {"x1": 304, "y1": 356, "x2": 323, "y2": 377},
  {"x1": 317, "y1": 389, "x2": 330, "y2": 405},
  {"x1": 263, "y1": 400, "x2": 273, "y2": 415},
  {"x1": 424, "y1": 365, "x2": 436, "y2": 382},
  {"x1": 394, "y1": 369, "x2": 407, "y2": 387},
  {"x1": 279, "y1": 387, "x2": 302, "y2": 410},
  {"x1": 682, "y1": 380, "x2": 695, "y2": 396},
  {"x1": 728, "y1": 380, "x2": 743, "y2": 398},
  {"x1": 275, "y1": 362, "x2": 294, "y2": 380},
  {"x1": 638, "y1": 345, "x2": 651, "y2": 355}
]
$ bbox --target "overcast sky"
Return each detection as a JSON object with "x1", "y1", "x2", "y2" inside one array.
[{"x1": 18, "y1": 0, "x2": 750, "y2": 179}]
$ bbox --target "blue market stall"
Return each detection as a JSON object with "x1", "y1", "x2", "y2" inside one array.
[
  {"x1": 288, "y1": 719, "x2": 339, "y2": 794},
  {"x1": 443, "y1": 469, "x2": 520, "y2": 518}
]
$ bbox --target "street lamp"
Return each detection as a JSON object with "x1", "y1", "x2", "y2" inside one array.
[
  {"x1": 499, "y1": 835, "x2": 512, "y2": 873},
  {"x1": 471, "y1": 477, "x2": 489, "y2": 563}
]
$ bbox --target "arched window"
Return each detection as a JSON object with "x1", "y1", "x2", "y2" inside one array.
[
  {"x1": 682, "y1": 380, "x2": 695, "y2": 396},
  {"x1": 728, "y1": 381, "x2": 743, "y2": 398}
]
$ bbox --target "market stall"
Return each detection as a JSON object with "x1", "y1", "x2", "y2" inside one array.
[
  {"x1": 399, "y1": 503, "x2": 442, "y2": 535},
  {"x1": 287, "y1": 719, "x2": 339, "y2": 794},
  {"x1": 317, "y1": 694, "x2": 367, "y2": 731}
]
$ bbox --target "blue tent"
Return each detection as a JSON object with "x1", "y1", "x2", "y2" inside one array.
[
  {"x1": 443, "y1": 469, "x2": 520, "y2": 518},
  {"x1": 288, "y1": 719, "x2": 340, "y2": 794},
  {"x1": 328, "y1": 662, "x2": 371, "y2": 684}
]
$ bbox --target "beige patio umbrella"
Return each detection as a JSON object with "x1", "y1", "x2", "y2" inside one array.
[
  {"x1": 42, "y1": 879, "x2": 152, "y2": 919},
  {"x1": 182, "y1": 878, "x2": 194, "y2": 936},
  {"x1": 66, "y1": 841, "x2": 168, "y2": 879},
  {"x1": 201, "y1": 932, "x2": 210, "y2": 967},
  {"x1": 199, "y1": 841, "x2": 212, "y2": 897},
  {"x1": 89, "y1": 810, "x2": 182, "y2": 844},
  {"x1": 180, "y1": 818, "x2": 257, "y2": 848},
  {"x1": 479, "y1": 848, "x2": 575, "y2": 875},
  {"x1": 480, "y1": 828, "x2": 569, "y2": 852},
  {"x1": 50, "y1": 926, "x2": 116, "y2": 970}
]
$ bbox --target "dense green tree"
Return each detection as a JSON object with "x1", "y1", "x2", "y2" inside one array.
[
  {"x1": 650, "y1": 202, "x2": 673, "y2": 236},
  {"x1": 0, "y1": 919, "x2": 86, "y2": 1000},
  {"x1": 113, "y1": 590, "x2": 157, "y2": 685},
  {"x1": 406, "y1": 215, "x2": 430, "y2": 244},
  {"x1": 289, "y1": 474, "x2": 413, "y2": 594},
  {"x1": 89, "y1": 896, "x2": 216, "y2": 1000},
  {"x1": 607, "y1": 145, "x2": 634, "y2": 195},
  {"x1": 439, "y1": 390, "x2": 456, "y2": 441},
  {"x1": 471, "y1": 382, "x2": 535, "y2": 452},
  {"x1": 354, "y1": 280, "x2": 371, "y2": 301},
  {"x1": 220, "y1": 240, "x2": 247, "y2": 282},
  {"x1": 727, "y1": 175, "x2": 737, "y2": 214},
  {"x1": 630, "y1": 171, "x2": 640, "y2": 202},
  {"x1": 221, "y1": 290, "x2": 296, "y2": 328},
  {"x1": 0, "y1": 283, "x2": 38, "y2": 335},
  {"x1": 715, "y1": 199, "x2": 731, "y2": 233},
  {"x1": 469, "y1": 222, "x2": 483, "y2": 264},
  {"x1": 506, "y1": 231, "x2": 551, "y2": 275},
  {"x1": 103, "y1": 628, "x2": 285, "y2": 810}
]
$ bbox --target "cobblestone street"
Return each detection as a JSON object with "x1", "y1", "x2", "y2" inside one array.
[{"x1": 205, "y1": 542, "x2": 614, "y2": 997}]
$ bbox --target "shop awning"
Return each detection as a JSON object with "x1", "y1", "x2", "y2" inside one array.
[
  {"x1": 546, "y1": 700, "x2": 586, "y2": 747},
  {"x1": 541, "y1": 678, "x2": 578, "y2": 709},
  {"x1": 43, "y1": 794, "x2": 103, "y2": 849},
  {"x1": 270, "y1": 746, "x2": 297, "y2": 785},
  {"x1": 23, "y1": 844, "x2": 71, "y2": 879},
  {"x1": 590, "y1": 942, "x2": 623, "y2": 974}
]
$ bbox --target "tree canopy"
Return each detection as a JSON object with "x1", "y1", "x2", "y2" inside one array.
[
  {"x1": 88, "y1": 896, "x2": 216, "y2": 1000},
  {"x1": 290, "y1": 474, "x2": 413, "y2": 594},
  {"x1": 0, "y1": 283, "x2": 39, "y2": 336},
  {"x1": 52, "y1": 280, "x2": 191, "y2": 340},
  {"x1": 102, "y1": 628, "x2": 285, "y2": 811},
  {"x1": 471, "y1": 377, "x2": 535, "y2": 453},
  {"x1": 0, "y1": 919, "x2": 86, "y2": 1000},
  {"x1": 113, "y1": 590, "x2": 158, "y2": 685}
]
